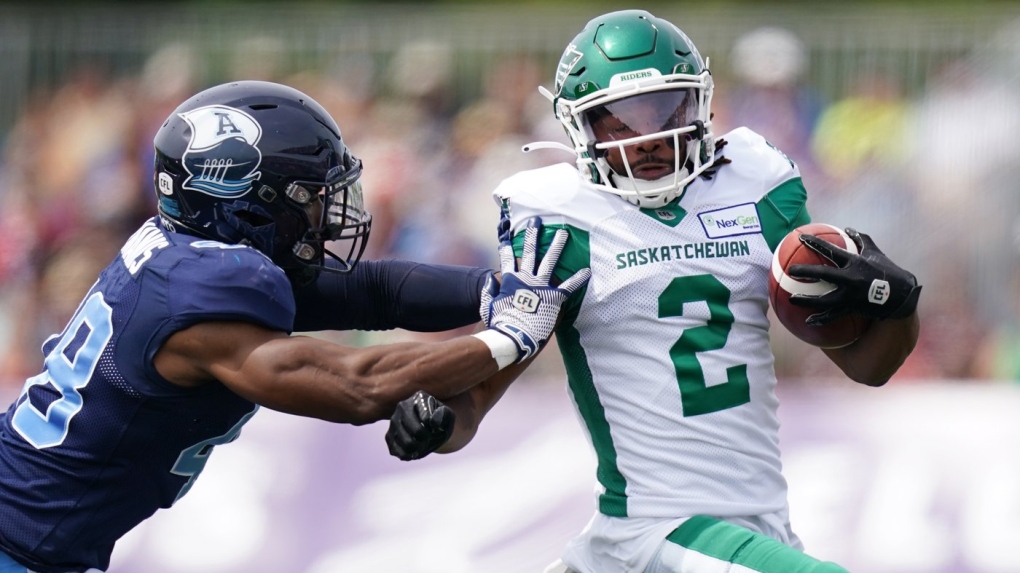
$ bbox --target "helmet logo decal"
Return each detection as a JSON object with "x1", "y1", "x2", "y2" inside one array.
[
  {"x1": 179, "y1": 105, "x2": 263, "y2": 198},
  {"x1": 555, "y1": 44, "x2": 583, "y2": 94},
  {"x1": 158, "y1": 172, "x2": 174, "y2": 195},
  {"x1": 575, "y1": 81, "x2": 598, "y2": 98}
]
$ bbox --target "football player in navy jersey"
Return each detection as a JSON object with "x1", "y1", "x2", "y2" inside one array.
[{"x1": 0, "y1": 80, "x2": 589, "y2": 573}]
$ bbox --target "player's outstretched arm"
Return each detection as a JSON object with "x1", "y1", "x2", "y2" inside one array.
[
  {"x1": 291, "y1": 259, "x2": 494, "y2": 333},
  {"x1": 787, "y1": 227, "x2": 921, "y2": 386},
  {"x1": 154, "y1": 218, "x2": 589, "y2": 426},
  {"x1": 153, "y1": 321, "x2": 502, "y2": 425},
  {"x1": 385, "y1": 217, "x2": 591, "y2": 460}
]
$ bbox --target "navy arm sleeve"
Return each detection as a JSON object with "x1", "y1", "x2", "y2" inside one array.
[{"x1": 292, "y1": 259, "x2": 493, "y2": 332}]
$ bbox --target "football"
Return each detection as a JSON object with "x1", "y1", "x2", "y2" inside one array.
[{"x1": 768, "y1": 223, "x2": 872, "y2": 348}]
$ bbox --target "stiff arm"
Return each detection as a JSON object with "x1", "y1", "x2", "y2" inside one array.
[{"x1": 436, "y1": 222, "x2": 589, "y2": 452}]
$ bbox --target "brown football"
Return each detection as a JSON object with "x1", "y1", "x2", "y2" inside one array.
[{"x1": 768, "y1": 223, "x2": 872, "y2": 348}]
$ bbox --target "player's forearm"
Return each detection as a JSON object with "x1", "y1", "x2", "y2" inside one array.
[
  {"x1": 435, "y1": 392, "x2": 483, "y2": 453},
  {"x1": 239, "y1": 336, "x2": 500, "y2": 425},
  {"x1": 823, "y1": 312, "x2": 920, "y2": 386},
  {"x1": 436, "y1": 357, "x2": 531, "y2": 453}
]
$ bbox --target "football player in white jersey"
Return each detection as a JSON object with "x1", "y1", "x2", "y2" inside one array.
[{"x1": 385, "y1": 10, "x2": 921, "y2": 573}]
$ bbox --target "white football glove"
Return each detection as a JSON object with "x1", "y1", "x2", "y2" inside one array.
[
  {"x1": 479, "y1": 272, "x2": 498, "y2": 328},
  {"x1": 484, "y1": 217, "x2": 590, "y2": 363}
]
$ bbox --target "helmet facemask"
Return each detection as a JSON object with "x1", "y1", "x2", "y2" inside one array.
[
  {"x1": 283, "y1": 157, "x2": 371, "y2": 277},
  {"x1": 557, "y1": 69, "x2": 716, "y2": 209}
]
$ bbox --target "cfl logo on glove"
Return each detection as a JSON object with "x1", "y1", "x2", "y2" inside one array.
[
  {"x1": 512, "y1": 290, "x2": 540, "y2": 313},
  {"x1": 868, "y1": 279, "x2": 890, "y2": 305}
]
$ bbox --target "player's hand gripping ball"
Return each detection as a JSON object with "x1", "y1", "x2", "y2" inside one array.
[{"x1": 768, "y1": 224, "x2": 873, "y2": 348}]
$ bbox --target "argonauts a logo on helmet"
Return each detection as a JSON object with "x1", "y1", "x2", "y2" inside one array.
[{"x1": 179, "y1": 105, "x2": 263, "y2": 198}]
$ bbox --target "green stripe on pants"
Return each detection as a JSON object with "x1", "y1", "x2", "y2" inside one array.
[{"x1": 665, "y1": 515, "x2": 850, "y2": 572}]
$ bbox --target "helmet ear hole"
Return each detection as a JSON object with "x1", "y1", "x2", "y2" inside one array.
[{"x1": 235, "y1": 210, "x2": 273, "y2": 227}]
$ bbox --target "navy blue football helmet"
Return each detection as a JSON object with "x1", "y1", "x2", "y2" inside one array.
[{"x1": 153, "y1": 80, "x2": 372, "y2": 283}]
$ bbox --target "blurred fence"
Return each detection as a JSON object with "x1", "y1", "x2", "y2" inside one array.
[{"x1": 0, "y1": 3, "x2": 1018, "y2": 137}]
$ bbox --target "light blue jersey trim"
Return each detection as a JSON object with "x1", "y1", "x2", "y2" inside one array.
[
  {"x1": 0, "y1": 551, "x2": 28, "y2": 573},
  {"x1": 0, "y1": 549, "x2": 104, "y2": 573}
]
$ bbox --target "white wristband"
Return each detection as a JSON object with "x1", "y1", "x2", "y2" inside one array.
[{"x1": 472, "y1": 329, "x2": 519, "y2": 371}]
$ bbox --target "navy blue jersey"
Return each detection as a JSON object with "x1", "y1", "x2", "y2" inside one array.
[{"x1": 0, "y1": 218, "x2": 295, "y2": 573}]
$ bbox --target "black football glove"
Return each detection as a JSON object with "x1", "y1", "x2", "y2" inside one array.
[
  {"x1": 788, "y1": 227, "x2": 921, "y2": 326},
  {"x1": 385, "y1": 391, "x2": 455, "y2": 461}
]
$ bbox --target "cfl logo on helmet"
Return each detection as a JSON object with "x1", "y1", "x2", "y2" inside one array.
[{"x1": 158, "y1": 172, "x2": 174, "y2": 196}]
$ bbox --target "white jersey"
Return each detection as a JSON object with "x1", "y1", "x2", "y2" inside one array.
[{"x1": 494, "y1": 127, "x2": 810, "y2": 544}]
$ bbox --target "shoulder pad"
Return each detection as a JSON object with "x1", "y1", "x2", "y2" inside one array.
[{"x1": 167, "y1": 242, "x2": 295, "y2": 333}]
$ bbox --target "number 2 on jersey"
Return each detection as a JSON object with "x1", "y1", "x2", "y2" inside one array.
[{"x1": 658, "y1": 275, "x2": 750, "y2": 416}]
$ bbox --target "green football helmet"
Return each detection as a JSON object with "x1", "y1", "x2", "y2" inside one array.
[{"x1": 545, "y1": 10, "x2": 716, "y2": 208}]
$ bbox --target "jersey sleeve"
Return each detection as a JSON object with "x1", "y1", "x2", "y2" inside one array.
[
  {"x1": 128, "y1": 242, "x2": 296, "y2": 398},
  {"x1": 292, "y1": 259, "x2": 490, "y2": 332},
  {"x1": 721, "y1": 127, "x2": 812, "y2": 252},
  {"x1": 164, "y1": 244, "x2": 295, "y2": 334},
  {"x1": 756, "y1": 176, "x2": 810, "y2": 252},
  {"x1": 491, "y1": 166, "x2": 591, "y2": 285}
]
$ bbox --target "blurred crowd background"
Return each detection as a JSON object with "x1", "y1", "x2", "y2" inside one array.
[
  {"x1": 4, "y1": 3, "x2": 1020, "y2": 572},
  {"x1": 1, "y1": 1, "x2": 1020, "y2": 393}
]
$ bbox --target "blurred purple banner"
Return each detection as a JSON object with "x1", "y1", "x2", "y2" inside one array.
[{"x1": 107, "y1": 380, "x2": 1020, "y2": 573}]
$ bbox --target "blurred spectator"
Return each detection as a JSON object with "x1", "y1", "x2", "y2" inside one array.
[
  {"x1": 969, "y1": 222, "x2": 1020, "y2": 381},
  {"x1": 811, "y1": 72, "x2": 913, "y2": 183},
  {"x1": 0, "y1": 228, "x2": 121, "y2": 395},
  {"x1": 716, "y1": 27, "x2": 826, "y2": 190},
  {"x1": 909, "y1": 49, "x2": 1020, "y2": 335},
  {"x1": 807, "y1": 70, "x2": 919, "y2": 271},
  {"x1": 228, "y1": 36, "x2": 288, "y2": 83}
]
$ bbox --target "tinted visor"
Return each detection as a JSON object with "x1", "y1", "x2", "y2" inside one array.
[{"x1": 582, "y1": 89, "x2": 698, "y2": 143}]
